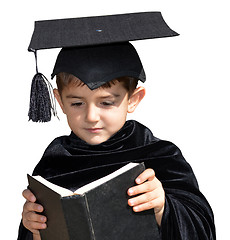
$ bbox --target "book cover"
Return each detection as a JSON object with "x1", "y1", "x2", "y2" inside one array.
[{"x1": 28, "y1": 162, "x2": 160, "y2": 240}]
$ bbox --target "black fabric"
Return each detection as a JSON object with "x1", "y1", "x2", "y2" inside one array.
[
  {"x1": 28, "y1": 12, "x2": 179, "y2": 51},
  {"x1": 51, "y1": 42, "x2": 145, "y2": 90},
  {"x1": 17, "y1": 120, "x2": 215, "y2": 240}
]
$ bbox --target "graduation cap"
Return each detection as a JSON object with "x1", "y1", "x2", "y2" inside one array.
[{"x1": 28, "y1": 12, "x2": 179, "y2": 122}]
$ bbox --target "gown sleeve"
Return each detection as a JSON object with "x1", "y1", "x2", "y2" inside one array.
[
  {"x1": 152, "y1": 141, "x2": 216, "y2": 240},
  {"x1": 17, "y1": 221, "x2": 33, "y2": 240}
]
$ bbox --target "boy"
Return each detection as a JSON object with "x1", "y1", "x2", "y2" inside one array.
[{"x1": 18, "y1": 13, "x2": 215, "y2": 239}]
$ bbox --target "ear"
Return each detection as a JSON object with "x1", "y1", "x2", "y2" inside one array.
[
  {"x1": 128, "y1": 86, "x2": 146, "y2": 113},
  {"x1": 53, "y1": 89, "x2": 66, "y2": 114}
]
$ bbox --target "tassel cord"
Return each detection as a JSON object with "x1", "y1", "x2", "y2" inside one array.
[{"x1": 34, "y1": 50, "x2": 39, "y2": 74}]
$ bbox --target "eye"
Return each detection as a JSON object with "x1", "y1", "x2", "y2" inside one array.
[
  {"x1": 71, "y1": 102, "x2": 84, "y2": 107},
  {"x1": 101, "y1": 101, "x2": 115, "y2": 106}
]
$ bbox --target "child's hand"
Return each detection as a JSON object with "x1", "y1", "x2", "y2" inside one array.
[
  {"x1": 127, "y1": 168, "x2": 165, "y2": 226},
  {"x1": 22, "y1": 189, "x2": 47, "y2": 240}
]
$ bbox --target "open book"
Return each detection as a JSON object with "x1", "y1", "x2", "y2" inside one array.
[
  {"x1": 28, "y1": 162, "x2": 160, "y2": 240},
  {"x1": 30, "y1": 162, "x2": 139, "y2": 197}
]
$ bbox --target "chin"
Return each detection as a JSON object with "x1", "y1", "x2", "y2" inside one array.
[{"x1": 85, "y1": 136, "x2": 109, "y2": 145}]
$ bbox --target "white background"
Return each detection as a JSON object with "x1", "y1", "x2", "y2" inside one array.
[{"x1": 0, "y1": 0, "x2": 229, "y2": 239}]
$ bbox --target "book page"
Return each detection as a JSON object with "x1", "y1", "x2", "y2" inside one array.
[
  {"x1": 75, "y1": 162, "x2": 139, "y2": 195},
  {"x1": 33, "y1": 176, "x2": 74, "y2": 197}
]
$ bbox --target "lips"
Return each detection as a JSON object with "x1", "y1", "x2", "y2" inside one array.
[{"x1": 85, "y1": 128, "x2": 103, "y2": 133}]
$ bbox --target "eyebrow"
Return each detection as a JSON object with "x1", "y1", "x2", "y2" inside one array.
[
  {"x1": 100, "y1": 93, "x2": 120, "y2": 99},
  {"x1": 66, "y1": 94, "x2": 83, "y2": 99}
]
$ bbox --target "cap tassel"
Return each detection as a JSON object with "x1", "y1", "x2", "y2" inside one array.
[{"x1": 28, "y1": 51, "x2": 58, "y2": 122}]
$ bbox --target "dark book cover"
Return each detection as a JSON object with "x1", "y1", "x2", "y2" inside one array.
[{"x1": 28, "y1": 163, "x2": 160, "y2": 240}]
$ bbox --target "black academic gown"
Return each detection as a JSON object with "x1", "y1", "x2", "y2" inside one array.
[{"x1": 17, "y1": 120, "x2": 215, "y2": 239}]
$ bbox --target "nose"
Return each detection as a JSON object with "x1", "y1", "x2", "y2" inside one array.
[{"x1": 85, "y1": 104, "x2": 100, "y2": 123}]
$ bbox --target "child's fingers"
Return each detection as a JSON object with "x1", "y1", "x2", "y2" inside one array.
[
  {"x1": 25, "y1": 211, "x2": 47, "y2": 223},
  {"x1": 128, "y1": 186, "x2": 165, "y2": 211},
  {"x1": 131, "y1": 197, "x2": 164, "y2": 213},
  {"x1": 128, "y1": 176, "x2": 161, "y2": 196},
  {"x1": 128, "y1": 190, "x2": 155, "y2": 207},
  {"x1": 128, "y1": 180, "x2": 154, "y2": 196},
  {"x1": 127, "y1": 168, "x2": 156, "y2": 196},
  {"x1": 23, "y1": 217, "x2": 47, "y2": 232},
  {"x1": 22, "y1": 189, "x2": 36, "y2": 202},
  {"x1": 135, "y1": 168, "x2": 155, "y2": 184},
  {"x1": 22, "y1": 189, "x2": 47, "y2": 233},
  {"x1": 22, "y1": 206, "x2": 47, "y2": 232},
  {"x1": 23, "y1": 201, "x2": 44, "y2": 213},
  {"x1": 22, "y1": 204, "x2": 47, "y2": 232}
]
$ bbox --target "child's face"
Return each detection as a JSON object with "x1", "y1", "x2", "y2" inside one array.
[{"x1": 54, "y1": 81, "x2": 143, "y2": 145}]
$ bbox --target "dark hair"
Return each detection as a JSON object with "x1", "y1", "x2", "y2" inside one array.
[{"x1": 56, "y1": 72, "x2": 138, "y2": 97}]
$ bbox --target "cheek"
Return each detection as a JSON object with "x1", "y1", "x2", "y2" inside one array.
[
  {"x1": 103, "y1": 108, "x2": 128, "y2": 128},
  {"x1": 65, "y1": 110, "x2": 82, "y2": 129}
]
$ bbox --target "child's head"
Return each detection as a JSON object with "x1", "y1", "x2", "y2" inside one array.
[{"x1": 54, "y1": 73, "x2": 145, "y2": 145}]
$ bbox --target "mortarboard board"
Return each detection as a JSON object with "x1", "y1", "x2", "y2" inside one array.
[{"x1": 28, "y1": 12, "x2": 179, "y2": 122}]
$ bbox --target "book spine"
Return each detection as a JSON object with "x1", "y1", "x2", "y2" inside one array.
[
  {"x1": 84, "y1": 194, "x2": 96, "y2": 240},
  {"x1": 61, "y1": 194, "x2": 95, "y2": 240}
]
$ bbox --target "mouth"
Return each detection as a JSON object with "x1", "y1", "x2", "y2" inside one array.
[{"x1": 85, "y1": 128, "x2": 103, "y2": 133}]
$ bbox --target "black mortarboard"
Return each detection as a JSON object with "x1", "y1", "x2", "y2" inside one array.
[
  {"x1": 28, "y1": 12, "x2": 179, "y2": 122},
  {"x1": 51, "y1": 42, "x2": 146, "y2": 90}
]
